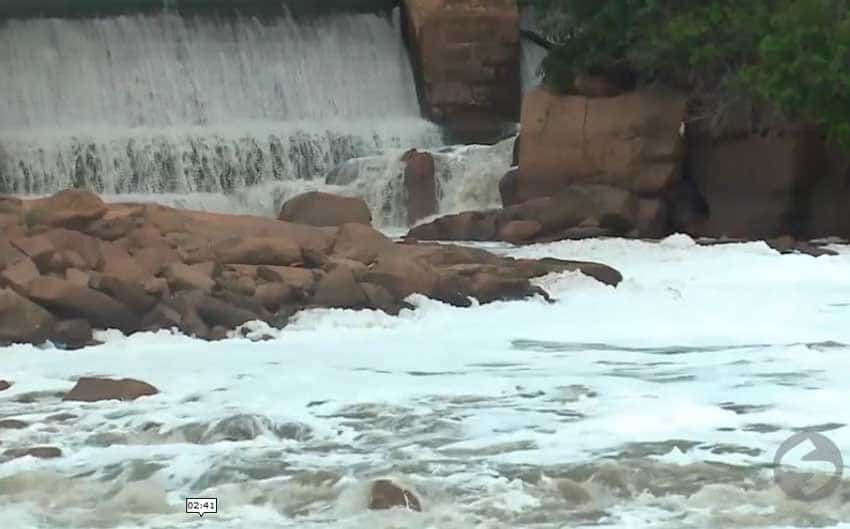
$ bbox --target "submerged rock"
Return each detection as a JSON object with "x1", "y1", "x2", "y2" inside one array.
[
  {"x1": 3, "y1": 446, "x2": 63, "y2": 460},
  {"x1": 63, "y1": 377, "x2": 159, "y2": 402},
  {"x1": 368, "y1": 479, "x2": 422, "y2": 512}
]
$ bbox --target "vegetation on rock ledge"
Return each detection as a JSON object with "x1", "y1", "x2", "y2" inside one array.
[{"x1": 523, "y1": 0, "x2": 850, "y2": 146}]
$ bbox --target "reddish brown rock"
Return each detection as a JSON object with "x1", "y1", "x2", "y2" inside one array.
[
  {"x1": 311, "y1": 266, "x2": 368, "y2": 309},
  {"x1": 257, "y1": 266, "x2": 317, "y2": 292},
  {"x1": 405, "y1": 0, "x2": 520, "y2": 142},
  {"x1": 27, "y1": 189, "x2": 107, "y2": 229},
  {"x1": 362, "y1": 255, "x2": 440, "y2": 299},
  {"x1": 499, "y1": 220, "x2": 542, "y2": 244},
  {"x1": 332, "y1": 223, "x2": 395, "y2": 265},
  {"x1": 279, "y1": 191, "x2": 371, "y2": 227},
  {"x1": 163, "y1": 263, "x2": 215, "y2": 293},
  {"x1": 65, "y1": 268, "x2": 91, "y2": 287},
  {"x1": 254, "y1": 282, "x2": 296, "y2": 311},
  {"x1": 368, "y1": 479, "x2": 422, "y2": 512},
  {"x1": 213, "y1": 236, "x2": 301, "y2": 266},
  {"x1": 100, "y1": 241, "x2": 148, "y2": 282},
  {"x1": 11, "y1": 233, "x2": 54, "y2": 263},
  {"x1": 0, "y1": 287, "x2": 55, "y2": 345},
  {"x1": 0, "y1": 237, "x2": 25, "y2": 269},
  {"x1": 84, "y1": 204, "x2": 144, "y2": 241},
  {"x1": 686, "y1": 131, "x2": 824, "y2": 239},
  {"x1": 0, "y1": 257, "x2": 39, "y2": 294},
  {"x1": 63, "y1": 377, "x2": 158, "y2": 402},
  {"x1": 133, "y1": 245, "x2": 181, "y2": 277},
  {"x1": 402, "y1": 150, "x2": 438, "y2": 225},
  {"x1": 28, "y1": 277, "x2": 138, "y2": 333},
  {"x1": 4, "y1": 446, "x2": 62, "y2": 460},
  {"x1": 91, "y1": 275, "x2": 157, "y2": 314},
  {"x1": 43, "y1": 228, "x2": 102, "y2": 270},
  {"x1": 49, "y1": 319, "x2": 95, "y2": 350}
]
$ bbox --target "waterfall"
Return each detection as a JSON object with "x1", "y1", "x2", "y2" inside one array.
[
  {"x1": 520, "y1": 7, "x2": 546, "y2": 94},
  {"x1": 0, "y1": 9, "x2": 444, "y2": 202}
]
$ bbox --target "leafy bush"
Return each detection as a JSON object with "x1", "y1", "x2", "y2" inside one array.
[{"x1": 523, "y1": 0, "x2": 850, "y2": 146}]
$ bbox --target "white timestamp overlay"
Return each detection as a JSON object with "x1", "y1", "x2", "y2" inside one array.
[{"x1": 186, "y1": 498, "x2": 218, "y2": 517}]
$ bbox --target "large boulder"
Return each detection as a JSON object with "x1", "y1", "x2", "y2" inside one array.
[
  {"x1": 0, "y1": 287, "x2": 55, "y2": 345},
  {"x1": 515, "y1": 87, "x2": 687, "y2": 205},
  {"x1": 28, "y1": 277, "x2": 139, "y2": 332},
  {"x1": 278, "y1": 192, "x2": 371, "y2": 227},
  {"x1": 402, "y1": 150, "x2": 438, "y2": 225},
  {"x1": 63, "y1": 377, "x2": 158, "y2": 402},
  {"x1": 404, "y1": 0, "x2": 520, "y2": 142},
  {"x1": 685, "y1": 130, "x2": 825, "y2": 239},
  {"x1": 332, "y1": 223, "x2": 395, "y2": 265}
]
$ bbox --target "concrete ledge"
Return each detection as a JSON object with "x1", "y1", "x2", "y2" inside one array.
[{"x1": 0, "y1": 0, "x2": 399, "y2": 18}]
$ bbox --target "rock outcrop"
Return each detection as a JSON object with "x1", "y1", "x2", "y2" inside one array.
[
  {"x1": 0, "y1": 190, "x2": 621, "y2": 346},
  {"x1": 403, "y1": 0, "x2": 521, "y2": 142},
  {"x1": 683, "y1": 130, "x2": 825, "y2": 239},
  {"x1": 402, "y1": 149, "x2": 438, "y2": 225}
]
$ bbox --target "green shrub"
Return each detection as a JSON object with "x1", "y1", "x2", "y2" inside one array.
[{"x1": 524, "y1": 0, "x2": 850, "y2": 147}]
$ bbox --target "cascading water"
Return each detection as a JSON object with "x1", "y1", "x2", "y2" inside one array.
[{"x1": 0, "y1": 8, "x2": 444, "y2": 221}]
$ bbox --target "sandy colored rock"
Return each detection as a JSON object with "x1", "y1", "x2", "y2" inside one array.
[
  {"x1": 368, "y1": 479, "x2": 421, "y2": 512},
  {"x1": 65, "y1": 268, "x2": 91, "y2": 287},
  {"x1": 517, "y1": 87, "x2": 686, "y2": 203},
  {"x1": 63, "y1": 376, "x2": 159, "y2": 402},
  {"x1": 279, "y1": 191, "x2": 371, "y2": 227}
]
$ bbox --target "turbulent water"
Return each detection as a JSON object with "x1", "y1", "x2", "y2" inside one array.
[
  {"x1": 0, "y1": 236, "x2": 848, "y2": 528},
  {"x1": 0, "y1": 9, "x2": 443, "y2": 202}
]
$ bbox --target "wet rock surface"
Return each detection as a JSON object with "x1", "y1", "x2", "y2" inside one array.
[{"x1": 0, "y1": 190, "x2": 621, "y2": 345}]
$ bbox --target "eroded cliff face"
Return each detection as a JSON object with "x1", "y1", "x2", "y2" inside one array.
[{"x1": 403, "y1": 0, "x2": 521, "y2": 143}]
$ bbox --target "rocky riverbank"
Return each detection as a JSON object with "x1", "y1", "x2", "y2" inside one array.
[{"x1": 0, "y1": 189, "x2": 621, "y2": 349}]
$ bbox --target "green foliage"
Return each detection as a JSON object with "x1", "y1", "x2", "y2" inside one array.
[{"x1": 524, "y1": 0, "x2": 850, "y2": 147}]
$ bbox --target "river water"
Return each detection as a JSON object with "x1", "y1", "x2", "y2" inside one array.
[{"x1": 0, "y1": 235, "x2": 848, "y2": 528}]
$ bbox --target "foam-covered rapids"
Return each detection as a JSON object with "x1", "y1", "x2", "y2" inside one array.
[{"x1": 0, "y1": 237, "x2": 848, "y2": 528}]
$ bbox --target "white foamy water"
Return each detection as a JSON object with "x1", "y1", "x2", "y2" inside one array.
[
  {"x1": 97, "y1": 137, "x2": 515, "y2": 228},
  {"x1": 0, "y1": 10, "x2": 443, "y2": 194},
  {"x1": 1, "y1": 237, "x2": 849, "y2": 528}
]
